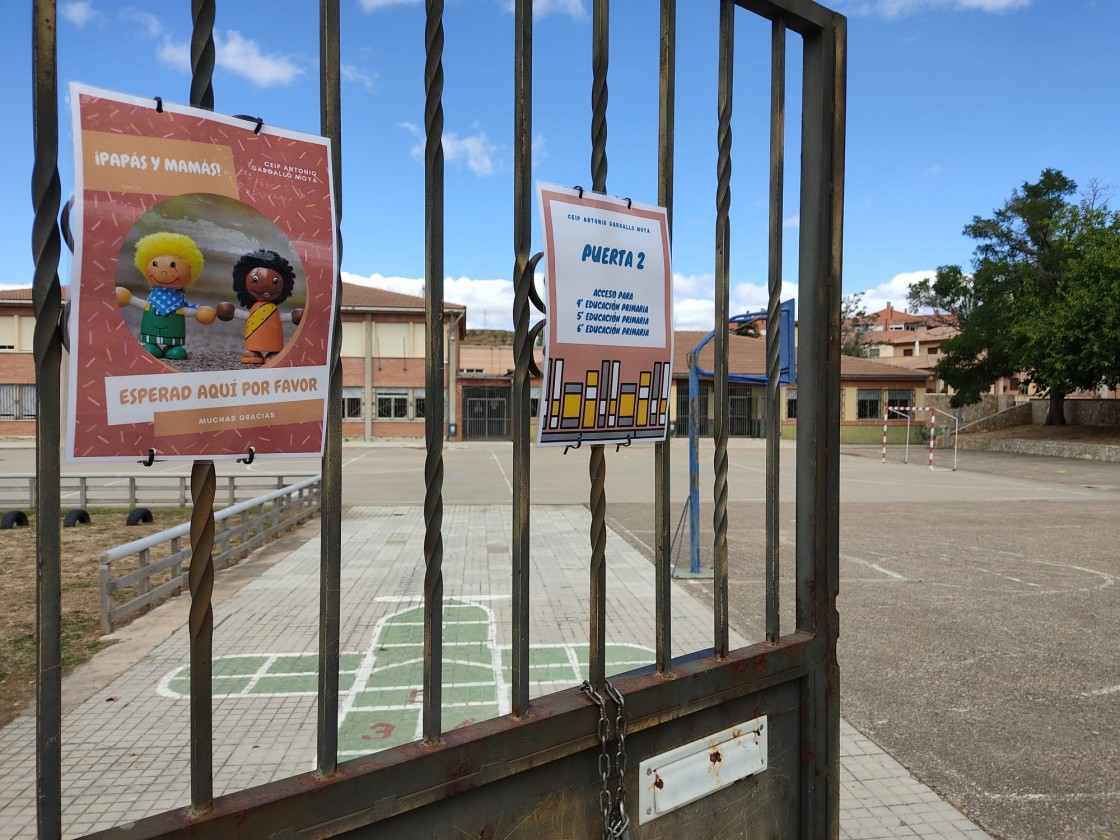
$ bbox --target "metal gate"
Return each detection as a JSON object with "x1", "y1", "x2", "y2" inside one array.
[
  {"x1": 29, "y1": 0, "x2": 844, "y2": 836},
  {"x1": 464, "y1": 387, "x2": 512, "y2": 440}
]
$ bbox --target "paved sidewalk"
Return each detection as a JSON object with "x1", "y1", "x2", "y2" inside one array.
[{"x1": 0, "y1": 506, "x2": 992, "y2": 839}]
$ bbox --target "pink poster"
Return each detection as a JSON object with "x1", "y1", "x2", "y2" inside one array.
[{"x1": 66, "y1": 84, "x2": 337, "y2": 461}]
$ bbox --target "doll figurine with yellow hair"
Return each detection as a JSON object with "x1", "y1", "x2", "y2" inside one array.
[{"x1": 116, "y1": 232, "x2": 216, "y2": 359}]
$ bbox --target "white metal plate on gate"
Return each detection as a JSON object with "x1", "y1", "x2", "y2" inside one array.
[{"x1": 638, "y1": 715, "x2": 767, "y2": 824}]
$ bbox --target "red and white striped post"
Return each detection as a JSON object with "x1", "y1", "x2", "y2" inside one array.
[
  {"x1": 928, "y1": 410, "x2": 936, "y2": 470},
  {"x1": 882, "y1": 409, "x2": 889, "y2": 463}
]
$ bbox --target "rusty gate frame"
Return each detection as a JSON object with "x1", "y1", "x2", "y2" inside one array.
[{"x1": 30, "y1": 0, "x2": 844, "y2": 836}]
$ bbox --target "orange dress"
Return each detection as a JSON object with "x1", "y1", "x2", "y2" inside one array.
[{"x1": 244, "y1": 302, "x2": 284, "y2": 354}]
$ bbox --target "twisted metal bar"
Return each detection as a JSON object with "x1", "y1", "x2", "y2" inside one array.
[
  {"x1": 189, "y1": 0, "x2": 216, "y2": 812},
  {"x1": 188, "y1": 461, "x2": 215, "y2": 813},
  {"x1": 591, "y1": 0, "x2": 609, "y2": 196},
  {"x1": 32, "y1": 3, "x2": 63, "y2": 835},
  {"x1": 317, "y1": 0, "x2": 343, "y2": 777},
  {"x1": 765, "y1": 17, "x2": 786, "y2": 644},
  {"x1": 655, "y1": 0, "x2": 676, "y2": 676},
  {"x1": 713, "y1": 0, "x2": 734, "y2": 657},
  {"x1": 588, "y1": 0, "x2": 609, "y2": 692},
  {"x1": 422, "y1": 0, "x2": 446, "y2": 745},
  {"x1": 190, "y1": 1, "x2": 215, "y2": 111},
  {"x1": 511, "y1": 0, "x2": 533, "y2": 718}
]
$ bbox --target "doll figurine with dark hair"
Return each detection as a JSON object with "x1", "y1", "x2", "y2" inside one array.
[{"x1": 216, "y1": 249, "x2": 304, "y2": 365}]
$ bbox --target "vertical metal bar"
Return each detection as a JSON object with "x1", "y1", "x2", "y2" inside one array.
[
  {"x1": 317, "y1": 0, "x2": 343, "y2": 778},
  {"x1": 688, "y1": 357, "x2": 700, "y2": 575},
  {"x1": 187, "y1": 460, "x2": 215, "y2": 813},
  {"x1": 588, "y1": 0, "x2": 609, "y2": 691},
  {"x1": 423, "y1": 0, "x2": 446, "y2": 743},
  {"x1": 797, "y1": 12, "x2": 845, "y2": 838},
  {"x1": 188, "y1": 0, "x2": 217, "y2": 815},
  {"x1": 654, "y1": 0, "x2": 676, "y2": 675},
  {"x1": 510, "y1": 0, "x2": 532, "y2": 717},
  {"x1": 765, "y1": 17, "x2": 786, "y2": 644},
  {"x1": 713, "y1": 0, "x2": 734, "y2": 657},
  {"x1": 31, "y1": 3, "x2": 63, "y2": 835}
]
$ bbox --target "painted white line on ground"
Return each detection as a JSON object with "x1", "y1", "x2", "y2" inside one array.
[
  {"x1": 607, "y1": 516, "x2": 654, "y2": 556},
  {"x1": 489, "y1": 449, "x2": 513, "y2": 495},
  {"x1": 842, "y1": 555, "x2": 905, "y2": 580},
  {"x1": 975, "y1": 568, "x2": 1042, "y2": 588},
  {"x1": 1079, "y1": 684, "x2": 1120, "y2": 698}
]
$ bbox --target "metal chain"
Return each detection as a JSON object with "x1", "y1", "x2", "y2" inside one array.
[
  {"x1": 604, "y1": 680, "x2": 631, "y2": 839},
  {"x1": 581, "y1": 681, "x2": 614, "y2": 838}
]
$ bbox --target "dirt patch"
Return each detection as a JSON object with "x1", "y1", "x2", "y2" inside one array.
[
  {"x1": 963, "y1": 423, "x2": 1120, "y2": 447},
  {"x1": 0, "y1": 508, "x2": 188, "y2": 728}
]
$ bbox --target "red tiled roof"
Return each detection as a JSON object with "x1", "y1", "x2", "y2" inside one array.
[
  {"x1": 341, "y1": 282, "x2": 464, "y2": 311},
  {"x1": 0, "y1": 287, "x2": 34, "y2": 302},
  {"x1": 674, "y1": 329, "x2": 925, "y2": 381}
]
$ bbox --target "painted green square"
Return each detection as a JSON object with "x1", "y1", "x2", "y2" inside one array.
[
  {"x1": 351, "y1": 686, "x2": 419, "y2": 707},
  {"x1": 339, "y1": 709, "x2": 419, "y2": 752},
  {"x1": 369, "y1": 646, "x2": 422, "y2": 667},
  {"x1": 270, "y1": 654, "x2": 318, "y2": 674},
  {"x1": 443, "y1": 684, "x2": 498, "y2": 704},
  {"x1": 379, "y1": 624, "x2": 424, "y2": 645},
  {"x1": 214, "y1": 656, "x2": 267, "y2": 676},
  {"x1": 442, "y1": 704, "x2": 499, "y2": 732},
  {"x1": 369, "y1": 660, "x2": 425, "y2": 687},
  {"x1": 339, "y1": 653, "x2": 364, "y2": 672},
  {"x1": 443, "y1": 664, "x2": 495, "y2": 685},
  {"x1": 528, "y1": 646, "x2": 574, "y2": 665},
  {"x1": 446, "y1": 644, "x2": 493, "y2": 666},
  {"x1": 442, "y1": 622, "x2": 488, "y2": 643},
  {"x1": 387, "y1": 607, "x2": 426, "y2": 624},
  {"x1": 251, "y1": 674, "x2": 318, "y2": 694}
]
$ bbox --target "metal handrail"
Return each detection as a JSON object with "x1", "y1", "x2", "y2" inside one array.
[{"x1": 97, "y1": 476, "x2": 321, "y2": 633}]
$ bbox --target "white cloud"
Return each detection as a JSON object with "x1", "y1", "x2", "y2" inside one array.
[
  {"x1": 532, "y1": 132, "x2": 547, "y2": 167},
  {"x1": 122, "y1": 8, "x2": 163, "y2": 36},
  {"x1": 836, "y1": 0, "x2": 1030, "y2": 17},
  {"x1": 157, "y1": 37, "x2": 189, "y2": 69},
  {"x1": 341, "y1": 63, "x2": 377, "y2": 91},
  {"x1": 360, "y1": 0, "x2": 420, "y2": 9},
  {"x1": 340, "y1": 269, "x2": 801, "y2": 333},
  {"x1": 405, "y1": 125, "x2": 499, "y2": 176},
  {"x1": 60, "y1": 1, "x2": 96, "y2": 26},
  {"x1": 671, "y1": 273, "x2": 799, "y2": 330},
  {"x1": 342, "y1": 271, "x2": 516, "y2": 330},
  {"x1": 156, "y1": 30, "x2": 304, "y2": 87},
  {"x1": 783, "y1": 215, "x2": 800, "y2": 229},
  {"x1": 503, "y1": 0, "x2": 586, "y2": 17},
  {"x1": 856, "y1": 270, "x2": 935, "y2": 313}
]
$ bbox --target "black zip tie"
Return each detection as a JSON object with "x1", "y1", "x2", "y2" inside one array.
[
  {"x1": 153, "y1": 96, "x2": 163, "y2": 113},
  {"x1": 234, "y1": 114, "x2": 265, "y2": 135}
]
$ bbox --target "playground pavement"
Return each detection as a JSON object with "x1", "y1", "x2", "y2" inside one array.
[{"x1": 0, "y1": 503, "x2": 992, "y2": 839}]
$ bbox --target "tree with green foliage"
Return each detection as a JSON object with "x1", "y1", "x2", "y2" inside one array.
[
  {"x1": 840, "y1": 291, "x2": 882, "y2": 358},
  {"x1": 908, "y1": 169, "x2": 1120, "y2": 423}
]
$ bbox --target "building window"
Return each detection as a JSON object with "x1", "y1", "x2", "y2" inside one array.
[
  {"x1": 377, "y1": 388, "x2": 409, "y2": 419},
  {"x1": 413, "y1": 389, "x2": 426, "y2": 419},
  {"x1": 0, "y1": 384, "x2": 34, "y2": 419},
  {"x1": 530, "y1": 385, "x2": 541, "y2": 419},
  {"x1": 902, "y1": 348, "x2": 914, "y2": 357},
  {"x1": 886, "y1": 389, "x2": 913, "y2": 411},
  {"x1": 342, "y1": 386, "x2": 363, "y2": 420},
  {"x1": 928, "y1": 346, "x2": 938, "y2": 355},
  {"x1": 867, "y1": 347, "x2": 880, "y2": 358},
  {"x1": 856, "y1": 388, "x2": 881, "y2": 420},
  {"x1": 786, "y1": 389, "x2": 797, "y2": 420}
]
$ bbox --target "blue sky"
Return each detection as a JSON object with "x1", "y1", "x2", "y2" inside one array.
[{"x1": 3, "y1": 0, "x2": 1118, "y2": 329}]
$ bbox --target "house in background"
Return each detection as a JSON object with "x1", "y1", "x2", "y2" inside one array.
[
  {"x1": 0, "y1": 288, "x2": 37, "y2": 436},
  {"x1": 336, "y1": 283, "x2": 466, "y2": 440}
]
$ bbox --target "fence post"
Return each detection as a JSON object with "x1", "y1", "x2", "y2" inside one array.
[
  {"x1": 129, "y1": 477, "x2": 137, "y2": 509},
  {"x1": 79, "y1": 477, "x2": 87, "y2": 508},
  {"x1": 138, "y1": 548, "x2": 150, "y2": 597},
  {"x1": 99, "y1": 554, "x2": 113, "y2": 634}
]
